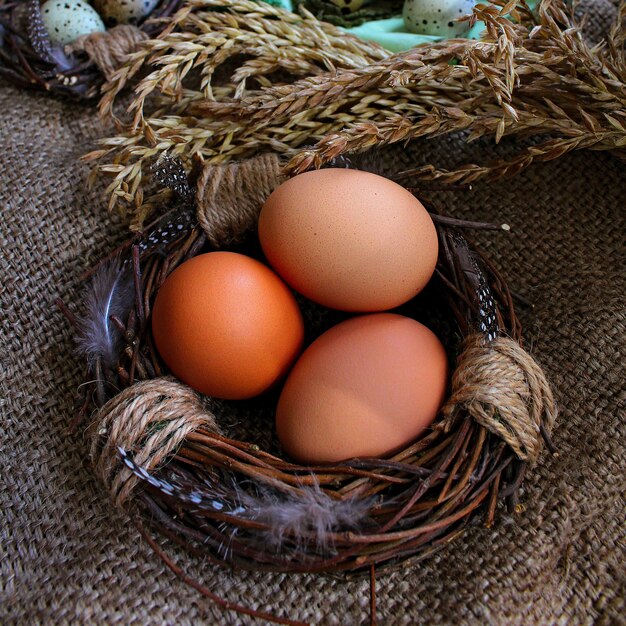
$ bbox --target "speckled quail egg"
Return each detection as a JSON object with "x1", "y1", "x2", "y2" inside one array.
[
  {"x1": 94, "y1": 0, "x2": 160, "y2": 25},
  {"x1": 41, "y1": 0, "x2": 105, "y2": 46},
  {"x1": 403, "y1": 0, "x2": 476, "y2": 37},
  {"x1": 329, "y1": 0, "x2": 366, "y2": 13}
]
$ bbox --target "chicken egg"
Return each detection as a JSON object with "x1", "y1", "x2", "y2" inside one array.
[
  {"x1": 259, "y1": 169, "x2": 438, "y2": 312},
  {"x1": 152, "y1": 252, "x2": 304, "y2": 400},
  {"x1": 276, "y1": 313, "x2": 449, "y2": 464}
]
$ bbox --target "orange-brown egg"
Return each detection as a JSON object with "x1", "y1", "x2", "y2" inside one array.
[
  {"x1": 258, "y1": 169, "x2": 438, "y2": 312},
  {"x1": 276, "y1": 313, "x2": 448, "y2": 464},
  {"x1": 152, "y1": 252, "x2": 304, "y2": 400}
]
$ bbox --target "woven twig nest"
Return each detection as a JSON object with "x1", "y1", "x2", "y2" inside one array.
[
  {"x1": 67, "y1": 155, "x2": 557, "y2": 587},
  {"x1": 0, "y1": 0, "x2": 182, "y2": 99}
]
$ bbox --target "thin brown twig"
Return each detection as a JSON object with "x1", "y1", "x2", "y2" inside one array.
[
  {"x1": 369, "y1": 564, "x2": 377, "y2": 626},
  {"x1": 134, "y1": 518, "x2": 309, "y2": 626},
  {"x1": 429, "y1": 213, "x2": 511, "y2": 231},
  {"x1": 55, "y1": 297, "x2": 80, "y2": 331}
]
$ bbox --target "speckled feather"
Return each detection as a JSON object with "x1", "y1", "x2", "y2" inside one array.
[
  {"x1": 450, "y1": 233, "x2": 499, "y2": 342},
  {"x1": 26, "y1": 0, "x2": 72, "y2": 70},
  {"x1": 27, "y1": 0, "x2": 54, "y2": 62},
  {"x1": 119, "y1": 447, "x2": 370, "y2": 552},
  {"x1": 151, "y1": 157, "x2": 194, "y2": 203},
  {"x1": 138, "y1": 157, "x2": 197, "y2": 255}
]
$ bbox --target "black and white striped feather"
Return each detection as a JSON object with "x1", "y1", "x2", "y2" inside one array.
[
  {"x1": 450, "y1": 233, "x2": 499, "y2": 342},
  {"x1": 119, "y1": 448, "x2": 370, "y2": 553}
]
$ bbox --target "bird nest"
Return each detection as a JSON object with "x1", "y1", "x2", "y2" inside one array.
[
  {"x1": 60, "y1": 154, "x2": 556, "y2": 622},
  {"x1": 0, "y1": 0, "x2": 182, "y2": 99}
]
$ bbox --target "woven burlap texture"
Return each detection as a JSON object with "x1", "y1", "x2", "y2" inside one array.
[{"x1": 1, "y1": 15, "x2": 625, "y2": 621}]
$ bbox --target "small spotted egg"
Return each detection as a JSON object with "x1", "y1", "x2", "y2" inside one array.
[
  {"x1": 41, "y1": 0, "x2": 105, "y2": 46},
  {"x1": 402, "y1": 0, "x2": 476, "y2": 37},
  {"x1": 329, "y1": 0, "x2": 365, "y2": 13},
  {"x1": 94, "y1": 0, "x2": 160, "y2": 25}
]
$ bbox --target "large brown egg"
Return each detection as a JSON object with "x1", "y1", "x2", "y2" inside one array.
[
  {"x1": 258, "y1": 169, "x2": 438, "y2": 312},
  {"x1": 276, "y1": 313, "x2": 448, "y2": 464},
  {"x1": 152, "y1": 252, "x2": 304, "y2": 400}
]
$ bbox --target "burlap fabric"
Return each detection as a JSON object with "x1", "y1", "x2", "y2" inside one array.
[{"x1": 1, "y1": 13, "x2": 625, "y2": 622}]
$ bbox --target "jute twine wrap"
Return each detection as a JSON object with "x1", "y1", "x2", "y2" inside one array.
[
  {"x1": 67, "y1": 25, "x2": 148, "y2": 81},
  {"x1": 196, "y1": 153, "x2": 284, "y2": 247},
  {"x1": 90, "y1": 378, "x2": 220, "y2": 508},
  {"x1": 441, "y1": 335, "x2": 557, "y2": 462}
]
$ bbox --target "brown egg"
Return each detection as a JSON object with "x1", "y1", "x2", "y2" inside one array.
[
  {"x1": 152, "y1": 252, "x2": 304, "y2": 400},
  {"x1": 276, "y1": 313, "x2": 448, "y2": 464},
  {"x1": 258, "y1": 169, "x2": 438, "y2": 312}
]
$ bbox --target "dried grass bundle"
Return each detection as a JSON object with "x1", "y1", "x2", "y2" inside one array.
[
  {"x1": 86, "y1": 0, "x2": 386, "y2": 225},
  {"x1": 86, "y1": 0, "x2": 626, "y2": 228}
]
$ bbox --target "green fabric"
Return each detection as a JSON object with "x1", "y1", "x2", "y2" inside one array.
[
  {"x1": 274, "y1": 0, "x2": 295, "y2": 9},
  {"x1": 347, "y1": 16, "x2": 450, "y2": 52},
  {"x1": 280, "y1": 1, "x2": 538, "y2": 52}
]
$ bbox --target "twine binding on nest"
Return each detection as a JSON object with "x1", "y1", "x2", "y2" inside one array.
[
  {"x1": 441, "y1": 334, "x2": 557, "y2": 462},
  {"x1": 90, "y1": 377, "x2": 220, "y2": 507},
  {"x1": 67, "y1": 25, "x2": 148, "y2": 81},
  {"x1": 195, "y1": 154, "x2": 284, "y2": 247}
]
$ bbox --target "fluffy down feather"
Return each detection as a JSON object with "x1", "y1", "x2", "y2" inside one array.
[
  {"x1": 76, "y1": 258, "x2": 133, "y2": 368},
  {"x1": 119, "y1": 448, "x2": 370, "y2": 554}
]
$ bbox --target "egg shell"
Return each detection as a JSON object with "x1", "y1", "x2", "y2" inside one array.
[
  {"x1": 41, "y1": 0, "x2": 105, "y2": 46},
  {"x1": 259, "y1": 169, "x2": 438, "y2": 312},
  {"x1": 151, "y1": 252, "x2": 304, "y2": 400},
  {"x1": 94, "y1": 0, "x2": 160, "y2": 25},
  {"x1": 402, "y1": 0, "x2": 476, "y2": 37},
  {"x1": 276, "y1": 313, "x2": 449, "y2": 464}
]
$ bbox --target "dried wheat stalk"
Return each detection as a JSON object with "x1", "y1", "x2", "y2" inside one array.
[{"x1": 86, "y1": 0, "x2": 626, "y2": 227}]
